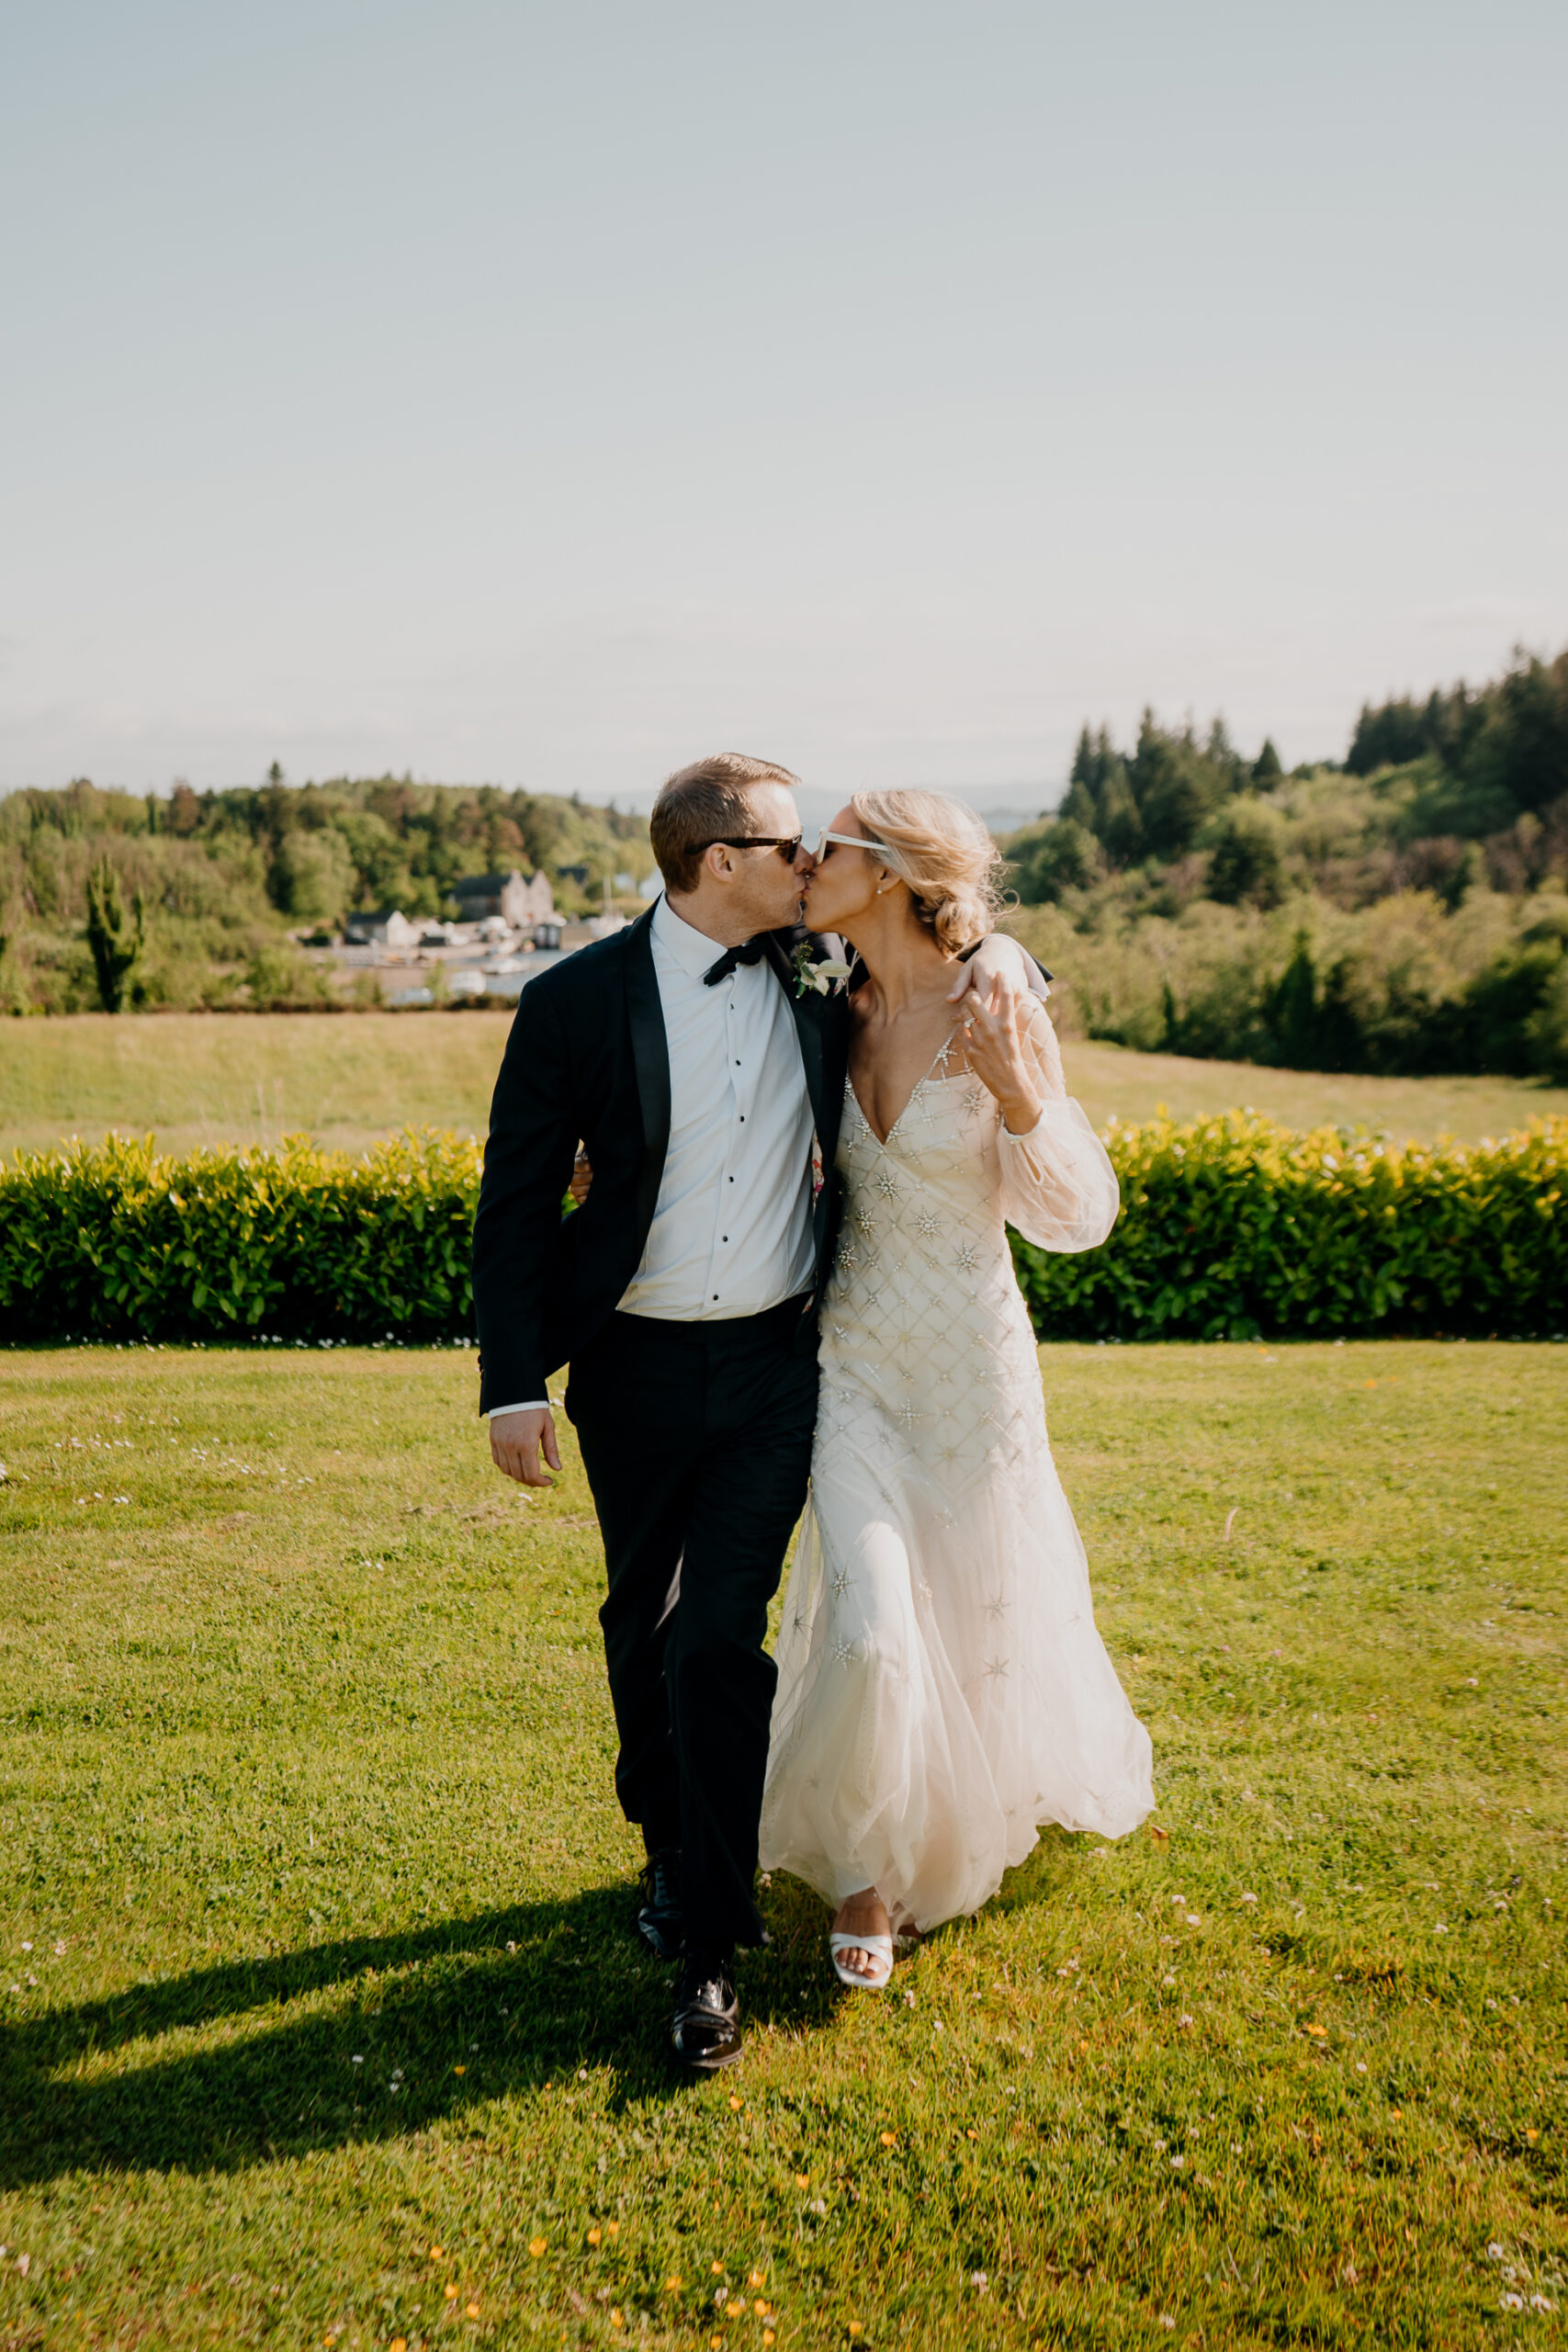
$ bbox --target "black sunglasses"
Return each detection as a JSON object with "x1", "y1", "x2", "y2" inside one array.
[{"x1": 700, "y1": 834, "x2": 804, "y2": 862}]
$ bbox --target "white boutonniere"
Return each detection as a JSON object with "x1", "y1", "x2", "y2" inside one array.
[{"x1": 793, "y1": 942, "x2": 852, "y2": 998}]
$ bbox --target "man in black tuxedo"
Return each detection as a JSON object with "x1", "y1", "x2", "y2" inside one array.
[{"x1": 472, "y1": 754, "x2": 1038, "y2": 2070}]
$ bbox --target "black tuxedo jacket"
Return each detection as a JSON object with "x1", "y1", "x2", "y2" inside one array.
[{"x1": 470, "y1": 907, "x2": 851, "y2": 1412}]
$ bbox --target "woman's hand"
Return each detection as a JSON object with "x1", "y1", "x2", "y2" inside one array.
[{"x1": 960, "y1": 987, "x2": 1053, "y2": 1134}]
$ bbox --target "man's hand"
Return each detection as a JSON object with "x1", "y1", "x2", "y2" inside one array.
[
  {"x1": 491, "y1": 1407, "x2": 561, "y2": 1489},
  {"x1": 950, "y1": 930, "x2": 1032, "y2": 1022}
]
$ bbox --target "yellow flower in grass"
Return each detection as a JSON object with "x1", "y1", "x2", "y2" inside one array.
[
  {"x1": 587, "y1": 2228, "x2": 602, "y2": 2246},
  {"x1": 528, "y1": 2235, "x2": 547, "y2": 2258},
  {"x1": 445, "y1": 2283, "x2": 459, "y2": 2301}
]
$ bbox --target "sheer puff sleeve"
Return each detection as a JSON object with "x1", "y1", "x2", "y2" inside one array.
[{"x1": 996, "y1": 1012, "x2": 1120, "y2": 1251}]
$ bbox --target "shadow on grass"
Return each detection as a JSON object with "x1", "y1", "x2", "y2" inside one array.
[{"x1": 3, "y1": 1838, "x2": 1082, "y2": 2189}]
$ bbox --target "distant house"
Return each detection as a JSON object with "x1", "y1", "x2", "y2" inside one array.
[
  {"x1": 344, "y1": 909, "x2": 420, "y2": 948},
  {"x1": 454, "y1": 869, "x2": 554, "y2": 929}
]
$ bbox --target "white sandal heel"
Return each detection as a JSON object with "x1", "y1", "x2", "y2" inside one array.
[{"x1": 829, "y1": 1931, "x2": 895, "y2": 1991}]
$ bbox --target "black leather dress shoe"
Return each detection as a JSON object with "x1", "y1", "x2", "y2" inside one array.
[
  {"x1": 671, "y1": 1948, "x2": 742, "y2": 2073},
  {"x1": 635, "y1": 1849, "x2": 684, "y2": 1960}
]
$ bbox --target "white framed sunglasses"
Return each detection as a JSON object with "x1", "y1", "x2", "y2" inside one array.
[{"x1": 812, "y1": 828, "x2": 875, "y2": 861}]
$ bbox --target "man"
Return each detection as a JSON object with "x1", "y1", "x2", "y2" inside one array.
[{"x1": 472, "y1": 753, "x2": 1043, "y2": 2072}]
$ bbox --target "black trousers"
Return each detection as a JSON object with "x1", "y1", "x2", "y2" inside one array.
[{"x1": 565, "y1": 1299, "x2": 818, "y2": 1952}]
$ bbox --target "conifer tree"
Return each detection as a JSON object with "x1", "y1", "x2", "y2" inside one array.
[{"x1": 85, "y1": 858, "x2": 147, "y2": 1013}]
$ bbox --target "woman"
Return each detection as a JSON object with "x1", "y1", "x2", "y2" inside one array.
[{"x1": 759, "y1": 789, "x2": 1153, "y2": 1985}]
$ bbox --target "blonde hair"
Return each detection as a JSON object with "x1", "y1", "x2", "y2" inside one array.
[{"x1": 849, "y1": 788, "x2": 1004, "y2": 953}]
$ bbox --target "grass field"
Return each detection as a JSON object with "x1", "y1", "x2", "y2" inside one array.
[
  {"x1": 1, "y1": 1340, "x2": 1563, "y2": 2348},
  {"x1": 4, "y1": 1012, "x2": 1566, "y2": 1161}
]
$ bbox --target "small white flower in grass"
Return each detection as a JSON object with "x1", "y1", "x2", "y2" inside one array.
[
  {"x1": 19, "y1": 1944, "x2": 30, "y2": 1953},
  {"x1": 1170, "y1": 2154, "x2": 1185, "y2": 2169},
  {"x1": 53, "y1": 1941, "x2": 66, "y2": 1957},
  {"x1": 1163, "y1": 1973, "x2": 1177, "y2": 1986},
  {"x1": 16, "y1": 2256, "x2": 29, "y2": 2278},
  {"x1": 351, "y1": 2055, "x2": 363, "y2": 2066},
  {"x1": 1356, "y1": 2062, "x2": 1368, "y2": 2074},
  {"x1": 1177, "y1": 2014, "x2": 1194, "y2": 2027},
  {"x1": 1159, "y1": 2319, "x2": 1175, "y2": 2333},
  {"x1": 1530, "y1": 2294, "x2": 1555, "y2": 2312},
  {"x1": 1241, "y1": 1893, "x2": 1257, "y2": 1905},
  {"x1": 970, "y1": 2273, "x2": 988, "y2": 2294},
  {"x1": 1232, "y1": 2143, "x2": 1242, "y2": 2154},
  {"x1": 808, "y1": 2199, "x2": 827, "y2": 2216},
  {"x1": 1185, "y1": 1915, "x2": 1201, "y2": 1928},
  {"x1": 1487, "y1": 2245, "x2": 1506, "y2": 2262},
  {"x1": 1434, "y1": 1924, "x2": 1447, "y2": 1935},
  {"x1": 1501, "y1": 2291, "x2": 1524, "y2": 2311}
]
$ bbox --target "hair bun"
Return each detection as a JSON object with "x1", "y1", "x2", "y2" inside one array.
[{"x1": 850, "y1": 789, "x2": 1003, "y2": 952}]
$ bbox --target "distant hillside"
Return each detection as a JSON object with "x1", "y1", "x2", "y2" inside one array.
[
  {"x1": 1000, "y1": 646, "x2": 1568, "y2": 1083},
  {"x1": 0, "y1": 774, "x2": 653, "y2": 1014}
]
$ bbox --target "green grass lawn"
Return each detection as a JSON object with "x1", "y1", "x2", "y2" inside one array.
[
  {"x1": 1, "y1": 1341, "x2": 1563, "y2": 2349},
  {"x1": 4, "y1": 1012, "x2": 1565, "y2": 1161}
]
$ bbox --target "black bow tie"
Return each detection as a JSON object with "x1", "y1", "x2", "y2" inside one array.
[{"x1": 702, "y1": 935, "x2": 770, "y2": 988}]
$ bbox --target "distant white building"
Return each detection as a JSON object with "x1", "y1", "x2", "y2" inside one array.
[
  {"x1": 345, "y1": 909, "x2": 420, "y2": 948},
  {"x1": 454, "y1": 869, "x2": 555, "y2": 929}
]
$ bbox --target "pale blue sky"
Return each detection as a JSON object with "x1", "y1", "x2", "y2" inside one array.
[{"x1": 2, "y1": 1, "x2": 1564, "y2": 814}]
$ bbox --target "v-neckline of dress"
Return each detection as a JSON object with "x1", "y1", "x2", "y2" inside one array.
[{"x1": 848, "y1": 1029, "x2": 964, "y2": 1150}]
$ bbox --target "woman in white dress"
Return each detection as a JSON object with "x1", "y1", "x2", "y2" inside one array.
[{"x1": 759, "y1": 790, "x2": 1153, "y2": 1985}]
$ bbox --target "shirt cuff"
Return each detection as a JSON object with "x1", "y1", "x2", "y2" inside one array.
[{"x1": 487, "y1": 1400, "x2": 551, "y2": 1419}]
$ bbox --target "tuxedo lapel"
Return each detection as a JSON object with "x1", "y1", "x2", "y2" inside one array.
[
  {"x1": 623, "y1": 907, "x2": 671, "y2": 1263},
  {"x1": 762, "y1": 925, "x2": 849, "y2": 1168}
]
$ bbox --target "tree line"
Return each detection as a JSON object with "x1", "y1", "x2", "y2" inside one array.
[
  {"x1": 1001, "y1": 645, "x2": 1568, "y2": 1083},
  {"x1": 0, "y1": 773, "x2": 653, "y2": 1013}
]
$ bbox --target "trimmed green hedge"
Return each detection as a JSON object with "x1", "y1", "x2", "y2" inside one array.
[
  {"x1": 2, "y1": 1116, "x2": 1563, "y2": 1345},
  {"x1": 0, "y1": 1131, "x2": 480, "y2": 1344},
  {"x1": 1014, "y1": 1113, "x2": 1566, "y2": 1340}
]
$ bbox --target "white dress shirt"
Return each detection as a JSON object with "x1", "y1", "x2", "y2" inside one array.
[{"x1": 489, "y1": 894, "x2": 816, "y2": 1417}]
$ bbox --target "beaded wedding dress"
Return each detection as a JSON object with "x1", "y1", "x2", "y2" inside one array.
[{"x1": 760, "y1": 1026, "x2": 1154, "y2": 1932}]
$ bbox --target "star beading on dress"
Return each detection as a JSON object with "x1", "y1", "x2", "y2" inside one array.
[{"x1": 760, "y1": 1021, "x2": 1149, "y2": 1937}]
